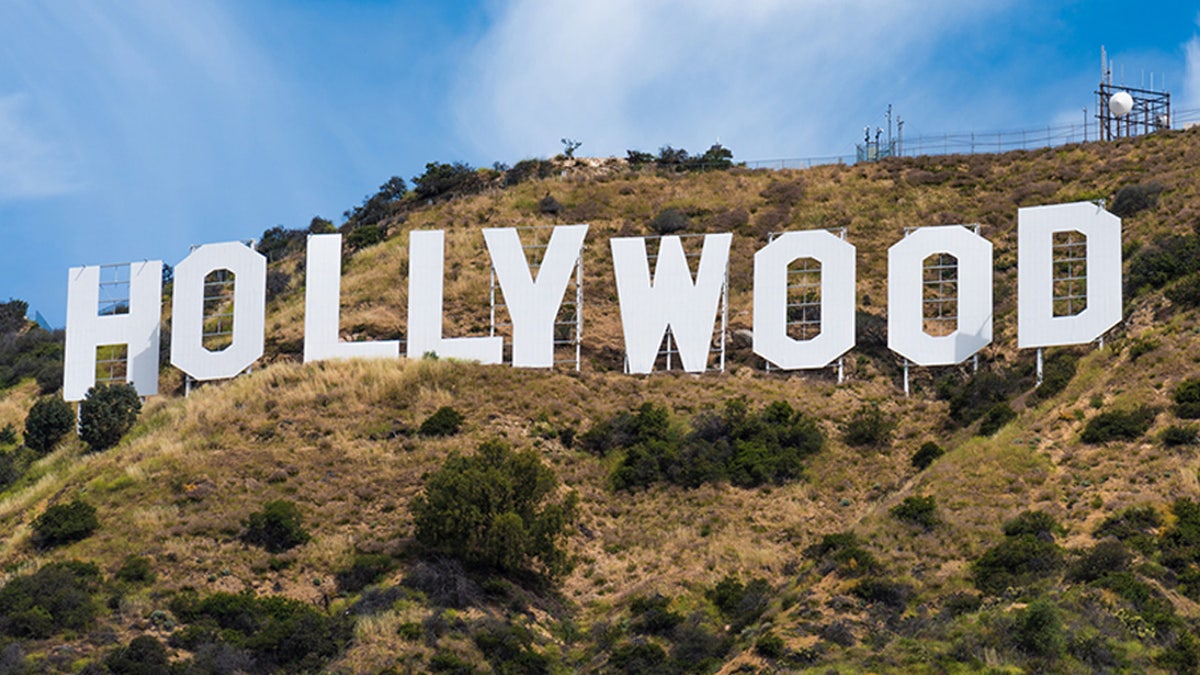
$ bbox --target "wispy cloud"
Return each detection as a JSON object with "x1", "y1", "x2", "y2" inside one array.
[
  {"x1": 452, "y1": 0, "x2": 1015, "y2": 162},
  {"x1": 0, "y1": 93, "x2": 77, "y2": 199}
]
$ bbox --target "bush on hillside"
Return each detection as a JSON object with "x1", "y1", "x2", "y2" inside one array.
[
  {"x1": 805, "y1": 532, "x2": 879, "y2": 577},
  {"x1": 1127, "y1": 233, "x2": 1200, "y2": 294},
  {"x1": 649, "y1": 207, "x2": 690, "y2": 235},
  {"x1": 1080, "y1": 406, "x2": 1156, "y2": 443},
  {"x1": 1174, "y1": 378, "x2": 1200, "y2": 419},
  {"x1": 79, "y1": 382, "x2": 141, "y2": 451},
  {"x1": 1094, "y1": 505, "x2": 1162, "y2": 555},
  {"x1": 241, "y1": 500, "x2": 310, "y2": 553},
  {"x1": 890, "y1": 495, "x2": 939, "y2": 530},
  {"x1": 0, "y1": 560, "x2": 101, "y2": 638},
  {"x1": 973, "y1": 511, "x2": 1064, "y2": 595},
  {"x1": 32, "y1": 500, "x2": 98, "y2": 549},
  {"x1": 412, "y1": 161, "x2": 483, "y2": 202},
  {"x1": 105, "y1": 635, "x2": 171, "y2": 675},
  {"x1": 1066, "y1": 540, "x2": 1131, "y2": 583},
  {"x1": 335, "y1": 554, "x2": 396, "y2": 594},
  {"x1": 1166, "y1": 270, "x2": 1200, "y2": 308},
  {"x1": 116, "y1": 555, "x2": 155, "y2": 584},
  {"x1": 976, "y1": 402, "x2": 1016, "y2": 436},
  {"x1": 1012, "y1": 598, "x2": 1065, "y2": 660},
  {"x1": 911, "y1": 441, "x2": 944, "y2": 471},
  {"x1": 842, "y1": 404, "x2": 894, "y2": 447},
  {"x1": 706, "y1": 574, "x2": 770, "y2": 631},
  {"x1": 1160, "y1": 498, "x2": 1200, "y2": 600},
  {"x1": 412, "y1": 439, "x2": 578, "y2": 578},
  {"x1": 1110, "y1": 181, "x2": 1164, "y2": 218},
  {"x1": 600, "y1": 399, "x2": 823, "y2": 490},
  {"x1": 1161, "y1": 424, "x2": 1199, "y2": 447},
  {"x1": 0, "y1": 325, "x2": 64, "y2": 394},
  {"x1": 168, "y1": 589, "x2": 353, "y2": 672},
  {"x1": 418, "y1": 406, "x2": 465, "y2": 437},
  {"x1": 24, "y1": 396, "x2": 74, "y2": 454}
]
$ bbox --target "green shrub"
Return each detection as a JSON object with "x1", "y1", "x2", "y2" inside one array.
[
  {"x1": 754, "y1": 632, "x2": 785, "y2": 659},
  {"x1": 1094, "y1": 505, "x2": 1162, "y2": 555},
  {"x1": 116, "y1": 555, "x2": 155, "y2": 584},
  {"x1": 805, "y1": 531, "x2": 879, "y2": 577},
  {"x1": 419, "y1": 406, "x2": 465, "y2": 437},
  {"x1": 850, "y1": 577, "x2": 912, "y2": 611},
  {"x1": 335, "y1": 554, "x2": 396, "y2": 594},
  {"x1": 1003, "y1": 510, "x2": 1064, "y2": 539},
  {"x1": 241, "y1": 500, "x2": 310, "y2": 553},
  {"x1": 706, "y1": 574, "x2": 771, "y2": 631},
  {"x1": 471, "y1": 618, "x2": 550, "y2": 674},
  {"x1": 1080, "y1": 406, "x2": 1157, "y2": 443},
  {"x1": 412, "y1": 440, "x2": 577, "y2": 578},
  {"x1": 1127, "y1": 336, "x2": 1159, "y2": 361},
  {"x1": 412, "y1": 161, "x2": 482, "y2": 202},
  {"x1": 1066, "y1": 540, "x2": 1130, "y2": 583},
  {"x1": 1160, "y1": 498, "x2": 1200, "y2": 600},
  {"x1": 976, "y1": 402, "x2": 1016, "y2": 436},
  {"x1": 1031, "y1": 351, "x2": 1079, "y2": 402},
  {"x1": 0, "y1": 560, "x2": 100, "y2": 638},
  {"x1": 1161, "y1": 424, "x2": 1199, "y2": 447},
  {"x1": 1157, "y1": 631, "x2": 1200, "y2": 674},
  {"x1": 1174, "y1": 378, "x2": 1200, "y2": 419},
  {"x1": 608, "y1": 640, "x2": 667, "y2": 673},
  {"x1": 32, "y1": 499, "x2": 98, "y2": 549},
  {"x1": 911, "y1": 441, "x2": 944, "y2": 470},
  {"x1": 841, "y1": 404, "x2": 894, "y2": 447},
  {"x1": 345, "y1": 223, "x2": 384, "y2": 249},
  {"x1": 1110, "y1": 181, "x2": 1164, "y2": 218},
  {"x1": 1127, "y1": 233, "x2": 1200, "y2": 293},
  {"x1": 973, "y1": 512, "x2": 1064, "y2": 595},
  {"x1": 79, "y1": 382, "x2": 141, "y2": 451},
  {"x1": 1012, "y1": 598, "x2": 1064, "y2": 660},
  {"x1": 1166, "y1": 270, "x2": 1200, "y2": 308},
  {"x1": 601, "y1": 399, "x2": 823, "y2": 490},
  {"x1": 24, "y1": 396, "x2": 74, "y2": 454},
  {"x1": 168, "y1": 589, "x2": 352, "y2": 672},
  {"x1": 628, "y1": 594, "x2": 682, "y2": 635},
  {"x1": 105, "y1": 635, "x2": 170, "y2": 675},
  {"x1": 649, "y1": 207, "x2": 690, "y2": 234},
  {"x1": 890, "y1": 495, "x2": 938, "y2": 530}
]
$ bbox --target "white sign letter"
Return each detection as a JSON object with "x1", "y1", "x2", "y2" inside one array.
[
  {"x1": 888, "y1": 225, "x2": 993, "y2": 366},
  {"x1": 64, "y1": 261, "x2": 162, "y2": 400},
  {"x1": 407, "y1": 230, "x2": 503, "y2": 363},
  {"x1": 753, "y1": 230, "x2": 856, "y2": 369},
  {"x1": 612, "y1": 233, "x2": 732, "y2": 374},
  {"x1": 483, "y1": 224, "x2": 588, "y2": 368},
  {"x1": 1018, "y1": 201, "x2": 1121, "y2": 348},
  {"x1": 304, "y1": 234, "x2": 400, "y2": 362},
  {"x1": 171, "y1": 242, "x2": 266, "y2": 380}
]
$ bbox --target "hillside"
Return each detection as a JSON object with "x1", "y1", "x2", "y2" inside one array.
[{"x1": 3, "y1": 130, "x2": 1200, "y2": 673}]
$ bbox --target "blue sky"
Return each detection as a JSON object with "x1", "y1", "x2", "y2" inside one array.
[{"x1": 1, "y1": 1, "x2": 1199, "y2": 327}]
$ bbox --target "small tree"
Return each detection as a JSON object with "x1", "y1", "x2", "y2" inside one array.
[
  {"x1": 79, "y1": 383, "x2": 141, "y2": 451},
  {"x1": 24, "y1": 396, "x2": 75, "y2": 454},
  {"x1": 32, "y1": 500, "x2": 98, "y2": 549},
  {"x1": 241, "y1": 500, "x2": 311, "y2": 553},
  {"x1": 412, "y1": 440, "x2": 577, "y2": 578}
]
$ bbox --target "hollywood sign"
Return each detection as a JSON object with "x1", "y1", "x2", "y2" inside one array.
[{"x1": 62, "y1": 201, "x2": 1121, "y2": 401}]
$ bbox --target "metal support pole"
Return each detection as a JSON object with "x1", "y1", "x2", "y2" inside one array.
[
  {"x1": 1036, "y1": 348, "x2": 1044, "y2": 387},
  {"x1": 903, "y1": 360, "x2": 910, "y2": 397},
  {"x1": 575, "y1": 253, "x2": 583, "y2": 372},
  {"x1": 837, "y1": 356, "x2": 844, "y2": 384}
]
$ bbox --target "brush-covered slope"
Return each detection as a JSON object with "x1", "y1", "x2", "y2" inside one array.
[{"x1": 2, "y1": 130, "x2": 1200, "y2": 673}]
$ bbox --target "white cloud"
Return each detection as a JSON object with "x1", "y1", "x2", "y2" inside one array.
[
  {"x1": 0, "y1": 93, "x2": 77, "y2": 199},
  {"x1": 1183, "y1": 34, "x2": 1200, "y2": 110},
  {"x1": 452, "y1": 0, "x2": 1015, "y2": 163}
]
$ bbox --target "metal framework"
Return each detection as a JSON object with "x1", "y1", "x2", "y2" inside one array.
[
  {"x1": 489, "y1": 225, "x2": 584, "y2": 370},
  {"x1": 901, "y1": 225, "x2": 980, "y2": 396},
  {"x1": 629, "y1": 233, "x2": 727, "y2": 374},
  {"x1": 1051, "y1": 231, "x2": 1087, "y2": 317},
  {"x1": 922, "y1": 252, "x2": 958, "y2": 337},
  {"x1": 185, "y1": 240, "x2": 256, "y2": 396},
  {"x1": 1096, "y1": 82, "x2": 1169, "y2": 141},
  {"x1": 202, "y1": 269, "x2": 236, "y2": 351},
  {"x1": 764, "y1": 228, "x2": 846, "y2": 381},
  {"x1": 95, "y1": 263, "x2": 131, "y2": 385}
]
